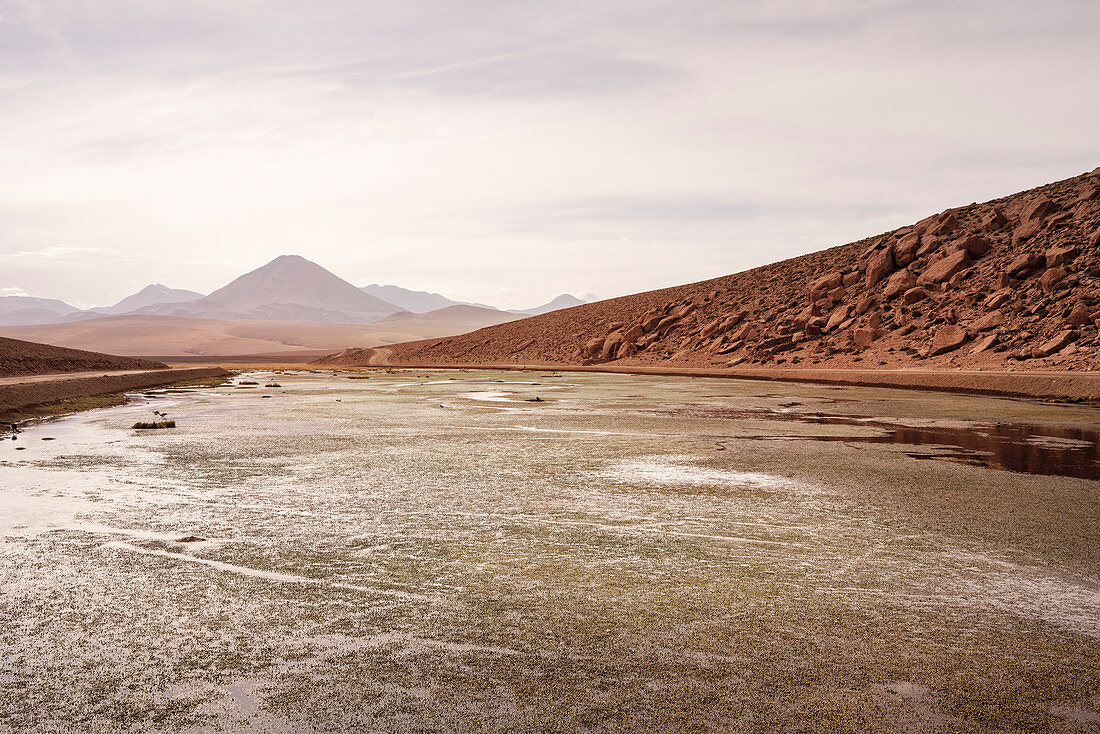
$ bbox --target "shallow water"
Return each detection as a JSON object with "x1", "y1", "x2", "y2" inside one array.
[{"x1": 1, "y1": 371, "x2": 1099, "y2": 732}]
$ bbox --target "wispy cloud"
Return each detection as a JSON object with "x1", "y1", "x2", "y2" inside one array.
[{"x1": 0, "y1": 1, "x2": 1097, "y2": 308}]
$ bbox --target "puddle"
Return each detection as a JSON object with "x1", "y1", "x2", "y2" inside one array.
[
  {"x1": 771, "y1": 414, "x2": 1100, "y2": 480},
  {"x1": 658, "y1": 405, "x2": 1100, "y2": 479}
]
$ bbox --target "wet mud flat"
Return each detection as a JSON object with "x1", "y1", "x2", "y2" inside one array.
[{"x1": 1, "y1": 371, "x2": 1099, "y2": 732}]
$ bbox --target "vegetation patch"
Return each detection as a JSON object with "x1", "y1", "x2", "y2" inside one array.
[{"x1": 132, "y1": 420, "x2": 176, "y2": 430}]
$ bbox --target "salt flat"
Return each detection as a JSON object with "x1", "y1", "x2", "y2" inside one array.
[{"x1": 1, "y1": 370, "x2": 1098, "y2": 732}]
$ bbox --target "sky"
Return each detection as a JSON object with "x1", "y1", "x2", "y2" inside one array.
[{"x1": 1, "y1": 1, "x2": 1098, "y2": 310}]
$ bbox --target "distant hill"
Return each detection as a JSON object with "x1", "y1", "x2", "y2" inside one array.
[
  {"x1": 100, "y1": 284, "x2": 203, "y2": 314},
  {"x1": 0, "y1": 305, "x2": 524, "y2": 357},
  {"x1": 361, "y1": 284, "x2": 463, "y2": 313},
  {"x1": 138, "y1": 255, "x2": 404, "y2": 323},
  {"x1": 516, "y1": 294, "x2": 587, "y2": 315},
  {"x1": 0, "y1": 335, "x2": 166, "y2": 377},
  {"x1": 0, "y1": 296, "x2": 82, "y2": 326},
  {"x1": 356, "y1": 167, "x2": 1100, "y2": 373}
]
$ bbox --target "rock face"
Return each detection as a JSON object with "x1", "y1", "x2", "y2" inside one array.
[{"x1": 349, "y1": 167, "x2": 1100, "y2": 375}]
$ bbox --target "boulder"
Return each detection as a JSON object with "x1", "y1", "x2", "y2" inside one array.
[
  {"x1": 1034, "y1": 329, "x2": 1077, "y2": 358},
  {"x1": 1005, "y1": 252, "x2": 1045, "y2": 278},
  {"x1": 916, "y1": 236, "x2": 942, "y2": 258},
  {"x1": 894, "y1": 232, "x2": 921, "y2": 266},
  {"x1": 720, "y1": 311, "x2": 747, "y2": 331},
  {"x1": 954, "y1": 235, "x2": 991, "y2": 258},
  {"x1": 670, "y1": 303, "x2": 696, "y2": 319},
  {"x1": 1046, "y1": 245, "x2": 1079, "y2": 267},
  {"x1": 883, "y1": 269, "x2": 918, "y2": 299},
  {"x1": 970, "y1": 334, "x2": 999, "y2": 354},
  {"x1": 1011, "y1": 219, "x2": 1043, "y2": 246},
  {"x1": 983, "y1": 288, "x2": 1012, "y2": 309},
  {"x1": 616, "y1": 341, "x2": 637, "y2": 360},
  {"x1": 1021, "y1": 195, "x2": 1058, "y2": 223},
  {"x1": 582, "y1": 337, "x2": 605, "y2": 358},
  {"x1": 928, "y1": 212, "x2": 959, "y2": 236},
  {"x1": 917, "y1": 249, "x2": 970, "y2": 286},
  {"x1": 825, "y1": 305, "x2": 851, "y2": 332},
  {"x1": 852, "y1": 327, "x2": 886, "y2": 348},
  {"x1": 843, "y1": 271, "x2": 861, "y2": 287},
  {"x1": 981, "y1": 208, "x2": 1007, "y2": 232},
  {"x1": 730, "y1": 323, "x2": 758, "y2": 342},
  {"x1": 1079, "y1": 184, "x2": 1100, "y2": 204},
  {"x1": 641, "y1": 314, "x2": 662, "y2": 332},
  {"x1": 623, "y1": 324, "x2": 645, "y2": 342},
  {"x1": 928, "y1": 325, "x2": 968, "y2": 356},
  {"x1": 854, "y1": 296, "x2": 876, "y2": 315},
  {"x1": 1039, "y1": 266, "x2": 1067, "y2": 292},
  {"x1": 656, "y1": 315, "x2": 682, "y2": 334},
  {"x1": 865, "y1": 247, "x2": 895, "y2": 287},
  {"x1": 827, "y1": 286, "x2": 846, "y2": 303},
  {"x1": 700, "y1": 319, "x2": 721, "y2": 339},
  {"x1": 902, "y1": 287, "x2": 930, "y2": 304},
  {"x1": 972, "y1": 310, "x2": 1004, "y2": 331},
  {"x1": 808, "y1": 271, "x2": 845, "y2": 301},
  {"x1": 600, "y1": 332, "x2": 626, "y2": 360},
  {"x1": 1067, "y1": 301, "x2": 1092, "y2": 327},
  {"x1": 1091, "y1": 227, "x2": 1100, "y2": 248}
]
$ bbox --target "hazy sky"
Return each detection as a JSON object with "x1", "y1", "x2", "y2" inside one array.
[{"x1": 1, "y1": 1, "x2": 1098, "y2": 309}]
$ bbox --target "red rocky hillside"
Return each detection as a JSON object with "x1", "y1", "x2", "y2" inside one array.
[{"x1": 332, "y1": 167, "x2": 1100, "y2": 372}]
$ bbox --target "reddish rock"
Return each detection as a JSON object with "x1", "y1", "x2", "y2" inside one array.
[
  {"x1": 1005, "y1": 252, "x2": 1045, "y2": 278},
  {"x1": 954, "y1": 235, "x2": 991, "y2": 258},
  {"x1": 582, "y1": 337, "x2": 604, "y2": 358},
  {"x1": 623, "y1": 324, "x2": 644, "y2": 342},
  {"x1": 1011, "y1": 219, "x2": 1043, "y2": 245},
  {"x1": 730, "y1": 323, "x2": 758, "y2": 342},
  {"x1": 970, "y1": 333, "x2": 998, "y2": 354},
  {"x1": 916, "y1": 236, "x2": 942, "y2": 258},
  {"x1": 981, "y1": 208, "x2": 1007, "y2": 232},
  {"x1": 809, "y1": 271, "x2": 844, "y2": 300},
  {"x1": 656, "y1": 316, "x2": 681, "y2": 334},
  {"x1": 918, "y1": 249, "x2": 969, "y2": 286},
  {"x1": 827, "y1": 286, "x2": 846, "y2": 303},
  {"x1": 854, "y1": 296, "x2": 876, "y2": 315},
  {"x1": 641, "y1": 314, "x2": 662, "y2": 332},
  {"x1": 1039, "y1": 266, "x2": 1067, "y2": 292},
  {"x1": 929, "y1": 212, "x2": 959, "y2": 236},
  {"x1": 842, "y1": 271, "x2": 861, "y2": 287},
  {"x1": 600, "y1": 332, "x2": 626, "y2": 360},
  {"x1": 1046, "y1": 245, "x2": 1079, "y2": 267},
  {"x1": 902, "y1": 287, "x2": 930, "y2": 304},
  {"x1": 1066, "y1": 301, "x2": 1091, "y2": 327},
  {"x1": 826, "y1": 305, "x2": 851, "y2": 331},
  {"x1": 865, "y1": 247, "x2": 895, "y2": 287},
  {"x1": 1078, "y1": 184, "x2": 1100, "y2": 204},
  {"x1": 700, "y1": 319, "x2": 721, "y2": 339},
  {"x1": 997, "y1": 272, "x2": 1012, "y2": 288},
  {"x1": 1034, "y1": 329, "x2": 1077, "y2": 358},
  {"x1": 616, "y1": 341, "x2": 637, "y2": 360},
  {"x1": 1021, "y1": 195, "x2": 1058, "y2": 222},
  {"x1": 852, "y1": 327, "x2": 886, "y2": 348},
  {"x1": 1091, "y1": 227, "x2": 1100, "y2": 248},
  {"x1": 894, "y1": 232, "x2": 921, "y2": 266},
  {"x1": 973, "y1": 310, "x2": 1004, "y2": 331},
  {"x1": 804, "y1": 317, "x2": 826, "y2": 336},
  {"x1": 884, "y1": 269, "x2": 918, "y2": 299},
  {"x1": 720, "y1": 312, "x2": 746, "y2": 332},
  {"x1": 670, "y1": 303, "x2": 696, "y2": 319},
  {"x1": 928, "y1": 325, "x2": 968, "y2": 356},
  {"x1": 983, "y1": 288, "x2": 1012, "y2": 309}
]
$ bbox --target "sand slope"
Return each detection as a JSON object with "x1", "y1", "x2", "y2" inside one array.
[{"x1": 0, "y1": 336, "x2": 167, "y2": 378}]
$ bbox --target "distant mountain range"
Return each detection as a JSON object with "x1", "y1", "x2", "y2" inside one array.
[{"x1": 0, "y1": 255, "x2": 587, "y2": 327}]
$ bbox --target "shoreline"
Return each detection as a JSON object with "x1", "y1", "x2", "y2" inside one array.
[
  {"x1": 312, "y1": 356, "x2": 1100, "y2": 400},
  {"x1": 0, "y1": 367, "x2": 231, "y2": 423}
]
